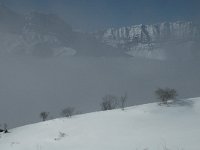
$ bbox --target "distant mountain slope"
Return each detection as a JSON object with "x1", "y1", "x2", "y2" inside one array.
[
  {"x1": 0, "y1": 5, "x2": 75, "y2": 57},
  {"x1": 95, "y1": 21, "x2": 200, "y2": 60},
  {"x1": 0, "y1": 4, "x2": 199, "y2": 59},
  {"x1": 0, "y1": 3, "x2": 23, "y2": 33},
  {"x1": 0, "y1": 5, "x2": 122, "y2": 57},
  {"x1": 0, "y1": 98, "x2": 200, "y2": 150}
]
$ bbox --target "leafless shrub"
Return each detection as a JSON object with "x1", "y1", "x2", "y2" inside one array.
[
  {"x1": 155, "y1": 88, "x2": 178, "y2": 105},
  {"x1": 40, "y1": 111, "x2": 49, "y2": 121},
  {"x1": 61, "y1": 107, "x2": 75, "y2": 117},
  {"x1": 120, "y1": 93, "x2": 127, "y2": 110},
  {"x1": 101, "y1": 94, "x2": 118, "y2": 110}
]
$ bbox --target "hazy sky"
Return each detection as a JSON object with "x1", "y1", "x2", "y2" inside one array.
[{"x1": 3, "y1": 0, "x2": 200, "y2": 31}]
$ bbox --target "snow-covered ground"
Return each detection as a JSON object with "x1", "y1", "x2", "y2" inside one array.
[{"x1": 0, "y1": 98, "x2": 200, "y2": 150}]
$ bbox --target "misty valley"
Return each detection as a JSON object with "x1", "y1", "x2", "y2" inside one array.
[{"x1": 0, "y1": 1, "x2": 200, "y2": 150}]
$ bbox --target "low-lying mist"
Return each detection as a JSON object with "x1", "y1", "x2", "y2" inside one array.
[{"x1": 0, "y1": 55, "x2": 200, "y2": 128}]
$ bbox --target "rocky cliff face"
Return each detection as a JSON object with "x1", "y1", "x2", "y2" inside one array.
[
  {"x1": 0, "y1": 4, "x2": 199, "y2": 59},
  {"x1": 95, "y1": 21, "x2": 200, "y2": 59}
]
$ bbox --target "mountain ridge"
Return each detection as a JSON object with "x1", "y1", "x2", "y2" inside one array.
[
  {"x1": 0, "y1": 4, "x2": 199, "y2": 59},
  {"x1": 95, "y1": 21, "x2": 200, "y2": 59}
]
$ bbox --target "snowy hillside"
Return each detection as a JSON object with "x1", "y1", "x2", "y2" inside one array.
[
  {"x1": 1, "y1": 98, "x2": 200, "y2": 150},
  {"x1": 95, "y1": 21, "x2": 200, "y2": 59}
]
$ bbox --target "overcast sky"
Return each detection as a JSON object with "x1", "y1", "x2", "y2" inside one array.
[{"x1": 2, "y1": 0, "x2": 200, "y2": 31}]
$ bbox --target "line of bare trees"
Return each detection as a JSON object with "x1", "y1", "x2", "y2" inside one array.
[
  {"x1": 39, "y1": 87, "x2": 178, "y2": 121},
  {"x1": 100, "y1": 93, "x2": 128, "y2": 111},
  {"x1": 100, "y1": 87, "x2": 178, "y2": 111},
  {"x1": 0, "y1": 87, "x2": 179, "y2": 134},
  {"x1": 39, "y1": 107, "x2": 76, "y2": 121}
]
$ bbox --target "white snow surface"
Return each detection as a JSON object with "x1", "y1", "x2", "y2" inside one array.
[
  {"x1": 0, "y1": 98, "x2": 200, "y2": 150},
  {"x1": 95, "y1": 21, "x2": 200, "y2": 60}
]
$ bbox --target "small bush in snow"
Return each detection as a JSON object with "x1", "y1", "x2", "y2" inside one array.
[
  {"x1": 3, "y1": 123, "x2": 8, "y2": 133},
  {"x1": 40, "y1": 111, "x2": 49, "y2": 121},
  {"x1": 59, "y1": 132, "x2": 66, "y2": 138},
  {"x1": 61, "y1": 107, "x2": 75, "y2": 117},
  {"x1": 101, "y1": 94, "x2": 118, "y2": 110},
  {"x1": 0, "y1": 123, "x2": 9, "y2": 133},
  {"x1": 54, "y1": 132, "x2": 66, "y2": 141},
  {"x1": 155, "y1": 88, "x2": 178, "y2": 105},
  {"x1": 120, "y1": 93, "x2": 127, "y2": 110}
]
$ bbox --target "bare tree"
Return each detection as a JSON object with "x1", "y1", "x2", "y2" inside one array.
[
  {"x1": 155, "y1": 88, "x2": 178, "y2": 104},
  {"x1": 61, "y1": 107, "x2": 75, "y2": 117},
  {"x1": 101, "y1": 94, "x2": 118, "y2": 111},
  {"x1": 120, "y1": 93, "x2": 127, "y2": 110},
  {"x1": 40, "y1": 111, "x2": 49, "y2": 121}
]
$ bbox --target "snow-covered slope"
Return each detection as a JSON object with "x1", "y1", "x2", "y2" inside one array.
[
  {"x1": 1, "y1": 98, "x2": 200, "y2": 150},
  {"x1": 95, "y1": 21, "x2": 200, "y2": 59}
]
